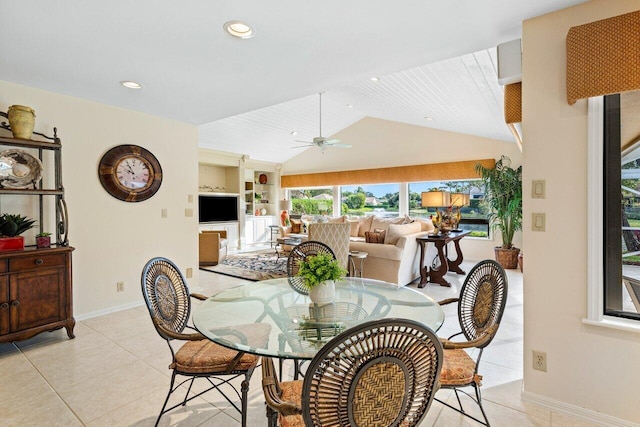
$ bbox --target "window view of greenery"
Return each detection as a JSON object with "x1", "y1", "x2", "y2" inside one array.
[
  {"x1": 409, "y1": 180, "x2": 489, "y2": 237},
  {"x1": 340, "y1": 184, "x2": 400, "y2": 218},
  {"x1": 289, "y1": 188, "x2": 334, "y2": 215},
  {"x1": 288, "y1": 180, "x2": 490, "y2": 238}
]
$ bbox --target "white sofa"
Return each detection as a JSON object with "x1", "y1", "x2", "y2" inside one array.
[{"x1": 280, "y1": 215, "x2": 436, "y2": 286}]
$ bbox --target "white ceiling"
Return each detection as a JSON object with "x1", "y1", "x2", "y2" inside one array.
[{"x1": 2, "y1": 0, "x2": 586, "y2": 162}]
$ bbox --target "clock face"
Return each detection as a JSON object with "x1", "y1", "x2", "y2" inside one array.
[
  {"x1": 98, "y1": 145, "x2": 162, "y2": 202},
  {"x1": 115, "y1": 156, "x2": 151, "y2": 191}
]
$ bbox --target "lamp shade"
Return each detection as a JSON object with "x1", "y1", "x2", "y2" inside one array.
[
  {"x1": 421, "y1": 191, "x2": 450, "y2": 207},
  {"x1": 450, "y1": 193, "x2": 470, "y2": 207},
  {"x1": 279, "y1": 199, "x2": 292, "y2": 211}
]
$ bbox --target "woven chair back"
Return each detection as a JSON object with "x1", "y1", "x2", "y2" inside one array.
[
  {"x1": 302, "y1": 318, "x2": 443, "y2": 427},
  {"x1": 286, "y1": 240, "x2": 336, "y2": 295},
  {"x1": 141, "y1": 257, "x2": 191, "y2": 340},
  {"x1": 457, "y1": 259, "x2": 508, "y2": 346}
]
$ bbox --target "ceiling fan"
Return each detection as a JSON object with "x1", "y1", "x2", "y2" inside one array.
[{"x1": 293, "y1": 92, "x2": 352, "y2": 152}]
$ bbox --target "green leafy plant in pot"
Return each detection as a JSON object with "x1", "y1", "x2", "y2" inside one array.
[
  {"x1": 0, "y1": 213, "x2": 36, "y2": 251},
  {"x1": 476, "y1": 156, "x2": 522, "y2": 269},
  {"x1": 297, "y1": 253, "x2": 347, "y2": 304}
]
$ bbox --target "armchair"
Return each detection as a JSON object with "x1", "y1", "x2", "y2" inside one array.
[{"x1": 199, "y1": 230, "x2": 228, "y2": 266}]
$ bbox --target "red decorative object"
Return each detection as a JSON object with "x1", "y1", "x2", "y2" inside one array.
[
  {"x1": 259, "y1": 174, "x2": 267, "y2": 184},
  {"x1": 0, "y1": 236, "x2": 24, "y2": 252},
  {"x1": 36, "y1": 236, "x2": 51, "y2": 249}
]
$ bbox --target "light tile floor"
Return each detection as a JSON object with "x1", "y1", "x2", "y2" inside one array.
[{"x1": 0, "y1": 258, "x2": 595, "y2": 426}]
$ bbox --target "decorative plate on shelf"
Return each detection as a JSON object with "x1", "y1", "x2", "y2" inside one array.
[{"x1": 0, "y1": 149, "x2": 43, "y2": 189}]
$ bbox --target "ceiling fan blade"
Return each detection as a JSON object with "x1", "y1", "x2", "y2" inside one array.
[
  {"x1": 294, "y1": 139, "x2": 313, "y2": 144},
  {"x1": 291, "y1": 145, "x2": 312, "y2": 149},
  {"x1": 323, "y1": 138, "x2": 341, "y2": 144},
  {"x1": 328, "y1": 143, "x2": 352, "y2": 148}
]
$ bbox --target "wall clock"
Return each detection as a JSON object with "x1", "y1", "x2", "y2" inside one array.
[{"x1": 98, "y1": 144, "x2": 162, "y2": 202}]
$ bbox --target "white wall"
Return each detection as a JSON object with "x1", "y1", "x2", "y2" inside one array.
[
  {"x1": 522, "y1": 1, "x2": 640, "y2": 422},
  {"x1": 0, "y1": 81, "x2": 199, "y2": 318},
  {"x1": 282, "y1": 116, "x2": 522, "y2": 261}
]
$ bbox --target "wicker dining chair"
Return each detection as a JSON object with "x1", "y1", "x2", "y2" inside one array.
[
  {"x1": 286, "y1": 240, "x2": 336, "y2": 295},
  {"x1": 262, "y1": 318, "x2": 443, "y2": 427},
  {"x1": 141, "y1": 257, "x2": 270, "y2": 427},
  {"x1": 435, "y1": 259, "x2": 508, "y2": 426}
]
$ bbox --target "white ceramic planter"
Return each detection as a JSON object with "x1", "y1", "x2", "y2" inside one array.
[{"x1": 309, "y1": 280, "x2": 335, "y2": 305}]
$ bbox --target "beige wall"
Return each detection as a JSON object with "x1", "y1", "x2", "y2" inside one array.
[
  {"x1": 282, "y1": 116, "x2": 522, "y2": 261},
  {"x1": 523, "y1": 0, "x2": 640, "y2": 422},
  {"x1": 0, "y1": 81, "x2": 199, "y2": 318}
]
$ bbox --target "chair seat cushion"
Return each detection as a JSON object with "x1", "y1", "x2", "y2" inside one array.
[
  {"x1": 439, "y1": 349, "x2": 477, "y2": 386},
  {"x1": 172, "y1": 323, "x2": 271, "y2": 374},
  {"x1": 173, "y1": 340, "x2": 259, "y2": 374},
  {"x1": 279, "y1": 380, "x2": 304, "y2": 427}
]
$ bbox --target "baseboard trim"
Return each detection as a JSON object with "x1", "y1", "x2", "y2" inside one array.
[
  {"x1": 75, "y1": 300, "x2": 145, "y2": 321},
  {"x1": 521, "y1": 391, "x2": 637, "y2": 427}
]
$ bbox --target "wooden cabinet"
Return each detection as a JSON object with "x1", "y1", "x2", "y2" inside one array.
[
  {"x1": 0, "y1": 128, "x2": 74, "y2": 343},
  {"x1": 0, "y1": 247, "x2": 75, "y2": 342}
]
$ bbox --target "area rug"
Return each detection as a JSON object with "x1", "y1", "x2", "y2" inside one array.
[{"x1": 200, "y1": 248, "x2": 287, "y2": 281}]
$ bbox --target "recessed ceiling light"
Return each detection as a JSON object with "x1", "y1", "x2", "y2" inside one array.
[
  {"x1": 290, "y1": 131, "x2": 298, "y2": 136},
  {"x1": 346, "y1": 104, "x2": 354, "y2": 108},
  {"x1": 223, "y1": 21, "x2": 255, "y2": 39},
  {"x1": 424, "y1": 116, "x2": 434, "y2": 121},
  {"x1": 370, "y1": 77, "x2": 380, "y2": 82},
  {"x1": 120, "y1": 80, "x2": 142, "y2": 89}
]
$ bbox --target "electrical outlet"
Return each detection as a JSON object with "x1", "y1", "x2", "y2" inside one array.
[
  {"x1": 186, "y1": 268, "x2": 193, "y2": 278},
  {"x1": 161, "y1": 208, "x2": 168, "y2": 218},
  {"x1": 185, "y1": 208, "x2": 193, "y2": 217},
  {"x1": 116, "y1": 281, "x2": 125, "y2": 293},
  {"x1": 533, "y1": 350, "x2": 547, "y2": 372}
]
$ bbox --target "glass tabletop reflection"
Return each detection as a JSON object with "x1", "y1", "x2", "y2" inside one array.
[{"x1": 192, "y1": 277, "x2": 444, "y2": 360}]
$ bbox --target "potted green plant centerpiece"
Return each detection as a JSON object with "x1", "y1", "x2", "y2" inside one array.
[
  {"x1": 476, "y1": 155, "x2": 522, "y2": 269},
  {"x1": 35, "y1": 231, "x2": 52, "y2": 249},
  {"x1": 297, "y1": 252, "x2": 347, "y2": 304},
  {"x1": 0, "y1": 213, "x2": 36, "y2": 251}
]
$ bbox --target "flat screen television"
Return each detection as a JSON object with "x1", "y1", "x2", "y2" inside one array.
[{"x1": 199, "y1": 195, "x2": 239, "y2": 222}]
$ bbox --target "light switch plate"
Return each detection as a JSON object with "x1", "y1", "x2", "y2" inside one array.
[
  {"x1": 532, "y1": 213, "x2": 546, "y2": 232},
  {"x1": 532, "y1": 180, "x2": 546, "y2": 199},
  {"x1": 185, "y1": 208, "x2": 193, "y2": 218}
]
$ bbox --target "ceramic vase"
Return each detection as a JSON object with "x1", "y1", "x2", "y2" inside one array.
[
  {"x1": 309, "y1": 280, "x2": 335, "y2": 305},
  {"x1": 7, "y1": 105, "x2": 36, "y2": 139}
]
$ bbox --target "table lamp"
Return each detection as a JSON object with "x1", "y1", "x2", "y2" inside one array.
[{"x1": 279, "y1": 199, "x2": 292, "y2": 227}]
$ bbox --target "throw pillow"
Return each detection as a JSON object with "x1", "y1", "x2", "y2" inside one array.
[
  {"x1": 384, "y1": 222, "x2": 422, "y2": 245},
  {"x1": 357, "y1": 215, "x2": 374, "y2": 237},
  {"x1": 365, "y1": 230, "x2": 386, "y2": 244},
  {"x1": 347, "y1": 219, "x2": 360, "y2": 237},
  {"x1": 290, "y1": 218, "x2": 302, "y2": 234},
  {"x1": 328, "y1": 215, "x2": 346, "y2": 223}
]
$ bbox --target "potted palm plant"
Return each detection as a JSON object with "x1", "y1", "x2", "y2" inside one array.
[
  {"x1": 0, "y1": 213, "x2": 36, "y2": 251},
  {"x1": 476, "y1": 156, "x2": 522, "y2": 269},
  {"x1": 297, "y1": 253, "x2": 347, "y2": 304}
]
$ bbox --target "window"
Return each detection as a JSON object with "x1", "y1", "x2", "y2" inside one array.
[
  {"x1": 288, "y1": 188, "x2": 334, "y2": 216},
  {"x1": 340, "y1": 184, "x2": 400, "y2": 218},
  {"x1": 408, "y1": 180, "x2": 490, "y2": 237},
  {"x1": 603, "y1": 92, "x2": 640, "y2": 319}
]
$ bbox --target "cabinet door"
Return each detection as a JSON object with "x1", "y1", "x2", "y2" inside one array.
[
  {"x1": 10, "y1": 268, "x2": 65, "y2": 332},
  {"x1": 254, "y1": 218, "x2": 268, "y2": 243},
  {"x1": 244, "y1": 218, "x2": 255, "y2": 245},
  {"x1": 0, "y1": 276, "x2": 8, "y2": 335}
]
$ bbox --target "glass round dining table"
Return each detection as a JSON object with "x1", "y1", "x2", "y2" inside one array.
[{"x1": 193, "y1": 277, "x2": 444, "y2": 360}]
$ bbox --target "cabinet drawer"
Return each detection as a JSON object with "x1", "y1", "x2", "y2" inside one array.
[{"x1": 9, "y1": 254, "x2": 66, "y2": 272}]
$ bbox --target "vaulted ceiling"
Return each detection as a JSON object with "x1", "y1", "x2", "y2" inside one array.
[{"x1": 2, "y1": 1, "x2": 587, "y2": 163}]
